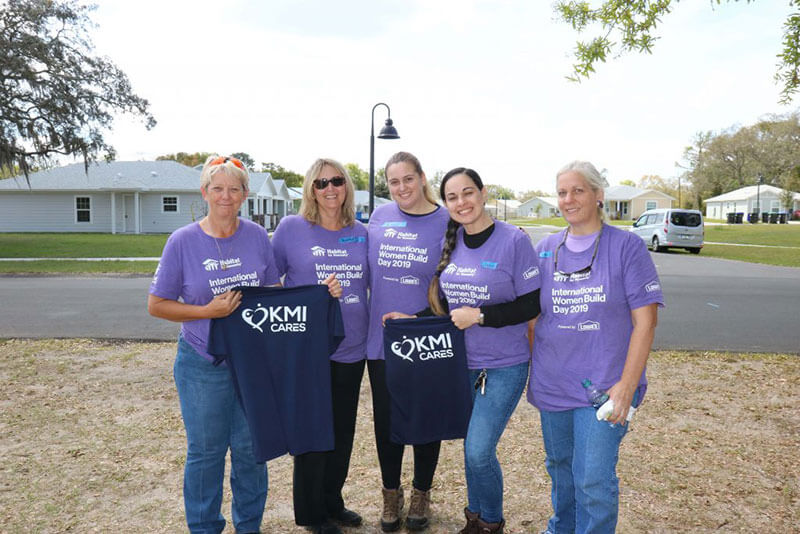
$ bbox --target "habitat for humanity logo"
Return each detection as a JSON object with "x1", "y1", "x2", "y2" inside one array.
[
  {"x1": 242, "y1": 304, "x2": 308, "y2": 333},
  {"x1": 384, "y1": 228, "x2": 398, "y2": 238},
  {"x1": 523, "y1": 266, "x2": 540, "y2": 280},
  {"x1": 203, "y1": 259, "x2": 220, "y2": 271},
  {"x1": 310, "y1": 246, "x2": 348, "y2": 257},
  {"x1": 390, "y1": 333, "x2": 454, "y2": 362},
  {"x1": 645, "y1": 281, "x2": 661, "y2": 293},
  {"x1": 443, "y1": 263, "x2": 477, "y2": 277},
  {"x1": 400, "y1": 275, "x2": 419, "y2": 285},
  {"x1": 578, "y1": 320, "x2": 600, "y2": 331}
]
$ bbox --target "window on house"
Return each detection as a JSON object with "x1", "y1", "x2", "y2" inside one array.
[
  {"x1": 248, "y1": 198, "x2": 255, "y2": 216},
  {"x1": 646, "y1": 201, "x2": 657, "y2": 211},
  {"x1": 162, "y1": 196, "x2": 178, "y2": 212},
  {"x1": 621, "y1": 201, "x2": 629, "y2": 215},
  {"x1": 76, "y1": 197, "x2": 91, "y2": 223}
]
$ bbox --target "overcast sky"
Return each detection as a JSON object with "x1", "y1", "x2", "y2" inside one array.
[{"x1": 90, "y1": 0, "x2": 795, "y2": 194}]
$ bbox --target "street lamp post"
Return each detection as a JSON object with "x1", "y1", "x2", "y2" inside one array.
[
  {"x1": 369, "y1": 103, "x2": 400, "y2": 216},
  {"x1": 756, "y1": 173, "x2": 764, "y2": 222}
]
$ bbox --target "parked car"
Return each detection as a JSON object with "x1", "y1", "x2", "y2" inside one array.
[{"x1": 631, "y1": 208, "x2": 704, "y2": 254}]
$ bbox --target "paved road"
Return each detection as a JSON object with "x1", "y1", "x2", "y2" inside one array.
[{"x1": 1, "y1": 230, "x2": 798, "y2": 352}]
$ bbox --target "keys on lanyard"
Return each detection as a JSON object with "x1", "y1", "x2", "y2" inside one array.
[{"x1": 474, "y1": 369, "x2": 487, "y2": 395}]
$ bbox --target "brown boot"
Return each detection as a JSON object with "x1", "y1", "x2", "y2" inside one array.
[
  {"x1": 458, "y1": 507, "x2": 480, "y2": 534},
  {"x1": 476, "y1": 517, "x2": 505, "y2": 534},
  {"x1": 381, "y1": 486, "x2": 404, "y2": 532},
  {"x1": 406, "y1": 487, "x2": 431, "y2": 531}
]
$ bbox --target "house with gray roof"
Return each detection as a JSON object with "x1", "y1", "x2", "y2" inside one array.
[
  {"x1": 0, "y1": 161, "x2": 287, "y2": 233},
  {"x1": 603, "y1": 185, "x2": 675, "y2": 220},
  {"x1": 517, "y1": 196, "x2": 559, "y2": 218}
]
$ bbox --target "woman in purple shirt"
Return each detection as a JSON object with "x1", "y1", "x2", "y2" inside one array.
[
  {"x1": 386, "y1": 167, "x2": 542, "y2": 534},
  {"x1": 367, "y1": 152, "x2": 449, "y2": 532},
  {"x1": 148, "y1": 156, "x2": 280, "y2": 534},
  {"x1": 271, "y1": 158, "x2": 367, "y2": 534},
  {"x1": 529, "y1": 161, "x2": 663, "y2": 533}
]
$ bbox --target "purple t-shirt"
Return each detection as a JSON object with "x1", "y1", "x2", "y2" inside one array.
[
  {"x1": 149, "y1": 218, "x2": 281, "y2": 362},
  {"x1": 438, "y1": 220, "x2": 542, "y2": 369},
  {"x1": 271, "y1": 215, "x2": 368, "y2": 363},
  {"x1": 528, "y1": 224, "x2": 665, "y2": 412},
  {"x1": 367, "y1": 203, "x2": 450, "y2": 360}
]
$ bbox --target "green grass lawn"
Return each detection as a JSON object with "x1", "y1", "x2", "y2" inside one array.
[
  {"x1": 0, "y1": 260, "x2": 159, "y2": 274},
  {"x1": 705, "y1": 224, "x2": 800, "y2": 247},
  {"x1": 0, "y1": 233, "x2": 168, "y2": 258}
]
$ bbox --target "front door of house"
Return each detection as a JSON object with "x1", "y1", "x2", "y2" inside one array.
[{"x1": 123, "y1": 195, "x2": 135, "y2": 233}]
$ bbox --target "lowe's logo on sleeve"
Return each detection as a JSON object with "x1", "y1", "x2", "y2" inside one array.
[
  {"x1": 539, "y1": 251, "x2": 553, "y2": 258},
  {"x1": 481, "y1": 261, "x2": 498, "y2": 269},
  {"x1": 645, "y1": 281, "x2": 661, "y2": 293}
]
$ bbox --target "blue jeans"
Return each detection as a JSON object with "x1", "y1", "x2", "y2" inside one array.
[
  {"x1": 464, "y1": 361, "x2": 529, "y2": 524},
  {"x1": 173, "y1": 336, "x2": 268, "y2": 534},
  {"x1": 539, "y1": 407, "x2": 629, "y2": 534}
]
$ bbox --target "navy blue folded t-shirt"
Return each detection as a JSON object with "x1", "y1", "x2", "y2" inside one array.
[
  {"x1": 208, "y1": 284, "x2": 344, "y2": 462},
  {"x1": 383, "y1": 316, "x2": 472, "y2": 445}
]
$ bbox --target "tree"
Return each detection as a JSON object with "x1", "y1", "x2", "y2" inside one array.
[
  {"x1": 485, "y1": 184, "x2": 516, "y2": 201},
  {"x1": 679, "y1": 111, "x2": 800, "y2": 208},
  {"x1": 1, "y1": 0, "x2": 155, "y2": 180},
  {"x1": 259, "y1": 162, "x2": 304, "y2": 187},
  {"x1": 374, "y1": 168, "x2": 389, "y2": 199},
  {"x1": 156, "y1": 152, "x2": 213, "y2": 168},
  {"x1": 618, "y1": 179, "x2": 637, "y2": 187},
  {"x1": 344, "y1": 163, "x2": 369, "y2": 190},
  {"x1": 555, "y1": 0, "x2": 800, "y2": 103}
]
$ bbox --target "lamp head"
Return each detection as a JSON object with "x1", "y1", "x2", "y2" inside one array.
[{"x1": 378, "y1": 118, "x2": 400, "y2": 139}]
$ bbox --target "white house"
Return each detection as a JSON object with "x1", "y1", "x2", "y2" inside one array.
[
  {"x1": 517, "y1": 196, "x2": 559, "y2": 218},
  {"x1": 703, "y1": 184, "x2": 800, "y2": 220},
  {"x1": 354, "y1": 190, "x2": 391, "y2": 219},
  {"x1": 0, "y1": 161, "x2": 288, "y2": 233},
  {"x1": 486, "y1": 199, "x2": 520, "y2": 220},
  {"x1": 604, "y1": 185, "x2": 675, "y2": 220}
]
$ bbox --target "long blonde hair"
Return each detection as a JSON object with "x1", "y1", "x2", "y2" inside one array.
[{"x1": 385, "y1": 151, "x2": 439, "y2": 205}]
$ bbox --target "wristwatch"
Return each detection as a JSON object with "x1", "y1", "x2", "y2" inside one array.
[{"x1": 478, "y1": 310, "x2": 484, "y2": 326}]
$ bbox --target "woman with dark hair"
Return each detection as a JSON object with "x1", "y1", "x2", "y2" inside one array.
[
  {"x1": 271, "y1": 157, "x2": 367, "y2": 534},
  {"x1": 384, "y1": 167, "x2": 542, "y2": 534},
  {"x1": 366, "y1": 151, "x2": 449, "y2": 532},
  {"x1": 529, "y1": 161, "x2": 662, "y2": 534}
]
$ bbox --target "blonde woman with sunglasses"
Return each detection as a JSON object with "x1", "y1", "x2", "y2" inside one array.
[{"x1": 271, "y1": 158, "x2": 368, "y2": 534}]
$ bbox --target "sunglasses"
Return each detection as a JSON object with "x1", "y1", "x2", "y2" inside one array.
[
  {"x1": 208, "y1": 156, "x2": 245, "y2": 170},
  {"x1": 554, "y1": 226, "x2": 603, "y2": 279},
  {"x1": 313, "y1": 176, "x2": 346, "y2": 190}
]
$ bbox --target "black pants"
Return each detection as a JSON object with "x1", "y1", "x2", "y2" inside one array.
[
  {"x1": 367, "y1": 359, "x2": 441, "y2": 491},
  {"x1": 293, "y1": 360, "x2": 365, "y2": 526}
]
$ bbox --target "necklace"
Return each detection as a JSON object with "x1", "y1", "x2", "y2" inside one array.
[{"x1": 205, "y1": 218, "x2": 238, "y2": 271}]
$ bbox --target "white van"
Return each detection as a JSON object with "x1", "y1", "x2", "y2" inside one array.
[{"x1": 631, "y1": 208, "x2": 704, "y2": 254}]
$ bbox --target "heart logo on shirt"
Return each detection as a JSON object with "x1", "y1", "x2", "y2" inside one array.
[
  {"x1": 390, "y1": 337, "x2": 415, "y2": 362},
  {"x1": 242, "y1": 307, "x2": 268, "y2": 332}
]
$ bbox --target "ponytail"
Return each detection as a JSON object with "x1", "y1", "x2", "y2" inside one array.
[{"x1": 427, "y1": 218, "x2": 461, "y2": 315}]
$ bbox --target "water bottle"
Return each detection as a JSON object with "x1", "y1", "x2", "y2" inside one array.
[{"x1": 581, "y1": 379, "x2": 609, "y2": 408}]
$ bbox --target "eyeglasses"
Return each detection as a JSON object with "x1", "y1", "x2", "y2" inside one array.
[
  {"x1": 208, "y1": 156, "x2": 245, "y2": 170},
  {"x1": 553, "y1": 226, "x2": 603, "y2": 279},
  {"x1": 313, "y1": 176, "x2": 346, "y2": 190}
]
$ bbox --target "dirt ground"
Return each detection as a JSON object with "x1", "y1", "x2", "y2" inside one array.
[{"x1": 1, "y1": 339, "x2": 797, "y2": 533}]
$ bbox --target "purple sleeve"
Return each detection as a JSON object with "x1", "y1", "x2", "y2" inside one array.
[
  {"x1": 270, "y1": 219, "x2": 289, "y2": 277},
  {"x1": 149, "y1": 233, "x2": 182, "y2": 300},
  {"x1": 622, "y1": 234, "x2": 665, "y2": 310},
  {"x1": 512, "y1": 231, "x2": 542, "y2": 296},
  {"x1": 261, "y1": 235, "x2": 281, "y2": 285}
]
